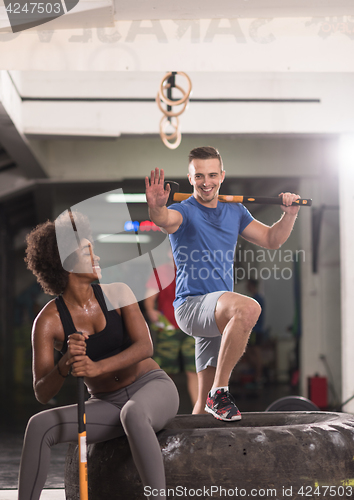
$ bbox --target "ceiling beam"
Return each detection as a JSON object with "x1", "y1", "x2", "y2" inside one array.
[
  {"x1": 20, "y1": 74, "x2": 354, "y2": 137},
  {"x1": 113, "y1": 1, "x2": 354, "y2": 20}
]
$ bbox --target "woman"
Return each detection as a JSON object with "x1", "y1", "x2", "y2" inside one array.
[{"x1": 19, "y1": 211, "x2": 179, "y2": 500}]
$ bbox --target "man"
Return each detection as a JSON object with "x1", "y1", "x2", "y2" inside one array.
[{"x1": 145, "y1": 146, "x2": 300, "y2": 421}]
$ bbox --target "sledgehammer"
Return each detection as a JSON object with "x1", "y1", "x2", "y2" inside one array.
[{"x1": 165, "y1": 181, "x2": 312, "y2": 207}]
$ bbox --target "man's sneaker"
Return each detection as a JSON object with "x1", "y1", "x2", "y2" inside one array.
[{"x1": 205, "y1": 389, "x2": 242, "y2": 421}]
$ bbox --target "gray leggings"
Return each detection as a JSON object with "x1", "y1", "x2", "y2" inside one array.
[{"x1": 18, "y1": 369, "x2": 179, "y2": 500}]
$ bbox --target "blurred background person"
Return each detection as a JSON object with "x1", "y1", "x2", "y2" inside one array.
[
  {"x1": 244, "y1": 278, "x2": 266, "y2": 388},
  {"x1": 144, "y1": 253, "x2": 198, "y2": 409}
]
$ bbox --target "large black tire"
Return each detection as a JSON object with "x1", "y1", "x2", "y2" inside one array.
[{"x1": 65, "y1": 412, "x2": 354, "y2": 500}]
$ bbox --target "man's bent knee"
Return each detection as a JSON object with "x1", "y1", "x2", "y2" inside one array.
[
  {"x1": 222, "y1": 297, "x2": 261, "y2": 334},
  {"x1": 236, "y1": 298, "x2": 261, "y2": 331},
  {"x1": 215, "y1": 293, "x2": 261, "y2": 333}
]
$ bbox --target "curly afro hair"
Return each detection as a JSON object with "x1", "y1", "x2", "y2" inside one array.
[{"x1": 25, "y1": 211, "x2": 93, "y2": 296}]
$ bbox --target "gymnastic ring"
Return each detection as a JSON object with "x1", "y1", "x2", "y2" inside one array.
[
  {"x1": 156, "y1": 93, "x2": 189, "y2": 118},
  {"x1": 159, "y1": 117, "x2": 182, "y2": 150},
  {"x1": 159, "y1": 76, "x2": 190, "y2": 107},
  {"x1": 161, "y1": 132, "x2": 182, "y2": 150},
  {"x1": 159, "y1": 115, "x2": 180, "y2": 141},
  {"x1": 159, "y1": 72, "x2": 192, "y2": 107},
  {"x1": 160, "y1": 123, "x2": 182, "y2": 150},
  {"x1": 156, "y1": 87, "x2": 189, "y2": 118}
]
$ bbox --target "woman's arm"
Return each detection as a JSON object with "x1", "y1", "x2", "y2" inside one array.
[
  {"x1": 32, "y1": 306, "x2": 67, "y2": 404},
  {"x1": 67, "y1": 284, "x2": 154, "y2": 379},
  {"x1": 32, "y1": 301, "x2": 88, "y2": 404}
]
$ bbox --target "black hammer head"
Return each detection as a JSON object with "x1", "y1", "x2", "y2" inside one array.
[{"x1": 165, "y1": 181, "x2": 179, "y2": 206}]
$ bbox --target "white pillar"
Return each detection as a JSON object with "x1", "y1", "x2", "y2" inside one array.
[
  {"x1": 339, "y1": 135, "x2": 354, "y2": 414},
  {"x1": 299, "y1": 179, "x2": 324, "y2": 397}
]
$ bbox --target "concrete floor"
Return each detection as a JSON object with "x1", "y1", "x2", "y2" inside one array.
[{"x1": 0, "y1": 491, "x2": 65, "y2": 500}]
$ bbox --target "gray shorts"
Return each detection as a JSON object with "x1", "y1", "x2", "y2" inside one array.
[{"x1": 174, "y1": 291, "x2": 226, "y2": 373}]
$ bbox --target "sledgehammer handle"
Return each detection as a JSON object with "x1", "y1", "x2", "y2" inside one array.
[
  {"x1": 77, "y1": 332, "x2": 88, "y2": 500},
  {"x1": 173, "y1": 193, "x2": 312, "y2": 207}
]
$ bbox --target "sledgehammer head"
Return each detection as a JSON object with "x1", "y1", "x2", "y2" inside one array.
[{"x1": 165, "y1": 181, "x2": 179, "y2": 207}]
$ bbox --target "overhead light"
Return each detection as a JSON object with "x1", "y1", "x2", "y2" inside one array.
[
  {"x1": 97, "y1": 234, "x2": 152, "y2": 243},
  {"x1": 106, "y1": 194, "x2": 147, "y2": 203}
]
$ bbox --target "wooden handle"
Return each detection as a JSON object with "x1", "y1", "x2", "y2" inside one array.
[
  {"x1": 173, "y1": 193, "x2": 312, "y2": 206},
  {"x1": 77, "y1": 332, "x2": 89, "y2": 500},
  {"x1": 78, "y1": 431, "x2": 88, "y2": 500}
]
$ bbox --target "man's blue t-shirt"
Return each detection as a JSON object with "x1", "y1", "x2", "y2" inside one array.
[{"x1": 168, "y1": 196, "x2": 254, "y2": 309}]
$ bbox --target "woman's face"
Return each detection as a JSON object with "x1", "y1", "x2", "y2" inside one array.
[{"x1": 71, "y1": 238, "x2": 102, "y2": 280}]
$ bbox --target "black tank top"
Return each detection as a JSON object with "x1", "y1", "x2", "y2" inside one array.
[{"x1": 56, "y1": 284, "x2": 131, "y2": 362}]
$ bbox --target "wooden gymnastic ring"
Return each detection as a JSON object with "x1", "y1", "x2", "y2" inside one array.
[
  {"x1": 156, "y1": 86, "x2": 189, "y2": 118},
  {"x1": 159, "y1": 116, "x2": 182, "y2": 150},
  {"x1": 159, "y1": 80, "x2": 189, "y2": 106},
  {"x1": 161, "y1": 132, "x2": 182, "y2": 150},
  {"x1": 159, "y1": 115, "x2": 180, "y2": 141},
  {"x1": 159, "y1": 71, "x2": 192, "y2": 107}
]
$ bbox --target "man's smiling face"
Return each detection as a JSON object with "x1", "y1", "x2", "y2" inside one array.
[{"x1": 188, "y1": 157, "x2": 225, "y2": 208}]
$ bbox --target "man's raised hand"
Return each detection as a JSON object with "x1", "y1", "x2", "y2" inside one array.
[{"x1": 145, "y1": 168, "x2": 171, "y2": 209}]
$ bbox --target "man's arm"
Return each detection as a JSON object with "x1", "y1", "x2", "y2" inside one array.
[
  {"x1": 145, "y1": 168, "x2": 183, "y2": 234},
  {"x1": 241, "y1": 192, "x2": 300, "y2": 250}
]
